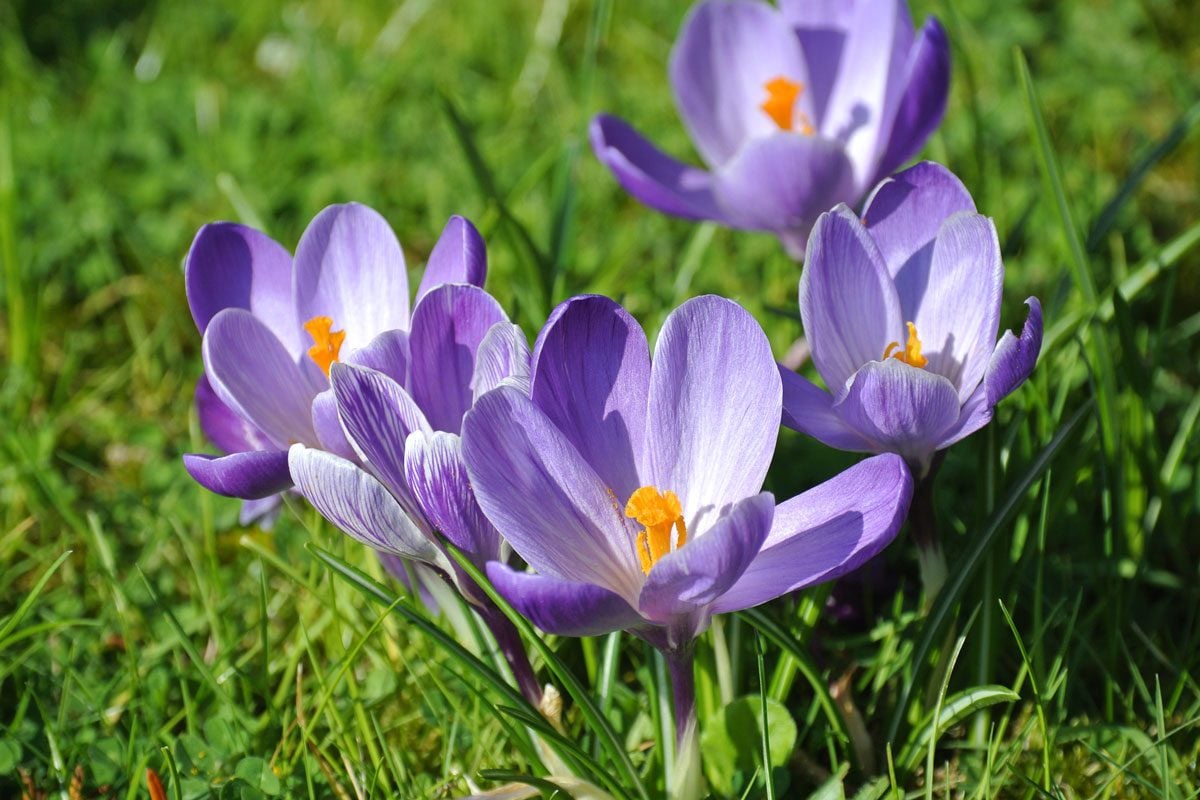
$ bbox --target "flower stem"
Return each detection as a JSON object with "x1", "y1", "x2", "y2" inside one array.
[
  {"x1": 666, "y1": 647, "x2": 696, "y2": 745},
  {"x1": 478, "y1": 605, "x2": 543, "y2": 707},
  {"x1": 910, "y1": 461, "x2": 947, "y2": 607}
]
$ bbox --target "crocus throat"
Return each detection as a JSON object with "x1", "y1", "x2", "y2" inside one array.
[
  {"x1": 304, "y1": 315, "x2": 346, "y2": 377},
  {"x1": 626, "y1": 486, "x2": 687, "y2": 575},
  {"x1": 882, "y1": 321, "x2": 928, "y2": 368},
  {"x1": 760, "y1": 76, "x2": 814, "y2": 135}
]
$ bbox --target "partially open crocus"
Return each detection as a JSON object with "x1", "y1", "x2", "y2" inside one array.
[
  {"x1": 182, "y1": 205, "x2": 487, "y2": 507},
  {"x1": 781, "y1": 162, "x2": 1043, "y2": 479},
  {"x1": 591, "y1": 0, "x2": 950, "y2": 257},
  {"x1": 461, "y1": 294, "x2": 913, "y2": 739}
]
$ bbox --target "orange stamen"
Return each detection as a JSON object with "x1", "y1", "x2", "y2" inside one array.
[
  {"x1": 760, "y1": 76, "x2": 814, "y2": 135},
  {"x1": 626, "y1": 486, "x2": 687, "y2": 575},
  {"x1": 304, "y1": 315, "x2": 346, "y2": 376},
  {"x1": 882, "y1": 321, "x2": 928, "y2": 368}
]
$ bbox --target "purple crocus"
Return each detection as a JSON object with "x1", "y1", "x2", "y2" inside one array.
[
  {"x1": 780, "y1": 161, "x2": 1043, "y2": 479},
  {"x1": 590, "y1": 0, "x2": 950, "y2": 257},
  {"x1": 461, "y1": 294, "x2": 913, "y2": 738},
  {"x1": 182, "y1": 205, "x2": 487, "y2": 506}
]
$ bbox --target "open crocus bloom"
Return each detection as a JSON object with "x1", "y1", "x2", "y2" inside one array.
[
  {"x1": 182, "y1": 205, "x2": 488, "y2": 506},
  {"x1": 462, "y1": 295, "x2": 913, "y2": 652},
  {"x1": 782, "y1": 162, "x2": 1044, "y2": 477},
  {"x1": 590, "y1": 0, "x2": 950, "y2": 257}
]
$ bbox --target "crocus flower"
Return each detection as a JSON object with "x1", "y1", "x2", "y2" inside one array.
[
  {"x1": 182, "y1": 205, "x2": 487, "y2": 505},
  {"x1": 780, "y1": 162, "x2": 1043, "y2": 479},
  {"x1": 591, "y1": 0, "x2": 950, "y2": 257},
  {"x1": 461, "y1": 294, "x2": 913, "y2": 737}
]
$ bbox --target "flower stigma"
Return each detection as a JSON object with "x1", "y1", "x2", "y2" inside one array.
[
  {"x1": 304, "y1": 315, "x2": 346, "y2": 376},
  {"x1": 626, "y1": 486, "x2": 688, "y2": 575},
  {"x1": 882, "y1": 321, "x2": 928, "y2": 368},
  {"x1": 760, "y1": 76, "x2": 814, "y2": 135}
]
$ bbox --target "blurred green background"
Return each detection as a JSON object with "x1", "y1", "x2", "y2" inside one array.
[{"x1": 1, "y1": 0, "x2": 1198, "y2": 797}]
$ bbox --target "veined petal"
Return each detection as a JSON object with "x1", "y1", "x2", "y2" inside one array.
[
  {"x1": 873, "y1": 18, "x2": 952, "y2": 181},
  {"x1": 638, "y1": 492, "x2": 773, "y2": 621},
  {"x1": 409, "y1": 283, "x2": 508, "y2": 433},
  {"x1": 293, "y1": 203, "x2": 410, "y2": 351},
  {"x1": 984, "y1": 297, "x2": 1043, "y2": 406},
  {"x1": 404, "y1": 430, "x2": 501, "y2": 562},
  {"x1": 185, "y1": 222, "x2": 302, "y2": 356},
  {"x1": 311, "y1": 389, "x2": 357, "y2": 461},
  {"x1": 589, "y1": 115, "x2": 724, "y2": 221},
  {"x1": 202, "y1": 308, "x2": 320, "y2": 449},
  {"x1": 414, "y1": 215, "x2": 487, "y2": 306},
  {"x1": 712, "y1": 454, "x2": 912, "y2": 613},
  {"x1": 472, "y1": 322, "x2": 532, "y2": 401},
  {"x1": 195, "y1": 374, "x2": 273, "y2": 454},
  {"x1": 344, "y1": 329, "x2": 410, "y2": 387},
  {"x1": 531, "y1": 295, "x2": 650, "y2": 502},
  {"x1": 800, "y1": 206, "x2": 903, "y2": 391},
  {"x1": 934, "y1": 380, "x2": 992, "y2": 449},
  {"x1": 644, "y1": 296, "x2": 780, "y2": 532},
  {"x1": 669, "y1": 0, "x2": 810, "y2": 167},
  {"x1": 487, "y1": 564, "x2": 643, "y2": 637},
  {"x1": 779, "y1": 366, "x2": 875, "y2": 451},
  {"x1": 183, "y1": 450, "x2": 292, "y2": 499},
  {"x1": 462, "y1": 387, "x2": 643, "y2": 602},
  {"x1": 288, "y1": 445, "x2": 444, "y2": 565}
]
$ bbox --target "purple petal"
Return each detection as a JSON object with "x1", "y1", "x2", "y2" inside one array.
[
  {"x1": 861, "y1": 161, "x2": 976, "y2": 292},
  {"x1": 311, "y1": 389, "x2": 357, "y2": 461},
  {"x1": 711, "y1": 133, "x2": 857, "y2": 253},
  {"x1": 985, "y1": 297, "x2": 1043, "y2": 405},
  {"x1": 669, "y1": 0, "x2": 809, "y2": 167},
  {"x1": 530, "y1": 295, "x2": 650, "y2": 502},
  {"x1": 487, "y1": 563, "x2": 643, "y2": 637},
  {"x1": 462, "y1": 387, "x2": 643, "y2": 602},
  {"x1": 330, "y1": 362, "x2": 432, "y2": 515},
  {"x1": 288, "y1": 445, "x2": 443, "y2": 564},
  {"x1": 644, "y1": 296, "x2": 780, "y2": 532},
  {"x1": 935, "y1": 381, "x2": 992, "y2": 449},
  {"x1": 202, "y1": 308, "x2": 320, "y2": 449},
  {"x1": 185, "y1": 222, "x2": 301, "y2": 356},
  {"x1": 638, "y1": 492, "x2": 773, "y2": 621},
  {"x1": 344, "y1": 329, "x2": 410, "y2": 387},
  {"x1": 409, "y1": 283, "x2": 508, "y2": 433},
  {"x1": 832, "y1": 359, "x2": 961, "y2": 469},
  {"x1": 873, "y1": 18, "x2": 952, "y2": 180},
  {"x1": 293, "y1": 203, "x2": 410, "y2": 352},
  {"x1": 404, "y1": 430, "x2": 501, "y2": 561},
  {"x1": 472, "y1": 322, "x2": 532, "y2": 401},
  {"x1": 712, "y1": 453, "x2": 912, "y2": 613},
  {"x1": 415, "y1": 215, "x2": 488, "y2": 306},
  {"x1": 911, "y1": 212, "x2": 1003, "y2": 401},
  {"x1": 589, "y1": 115, "x2": 724, "y2": 221},
  {"x1": 779, "y1": 366, "x2": 874, "y2": 450},
  {"x1": 183, "y1": 450, "x2": 292, "y2": 499},
  {"x1": 195, "y1": 374, "x2": 273, "y2": 454},
  {"x1": 799, "y1": 206, "x2": 903, "y2": 391}
]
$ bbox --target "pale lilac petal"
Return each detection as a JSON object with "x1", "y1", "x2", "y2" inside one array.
[
  {"x1": 935, "y1": 381, "x2": 992, "y2": 449},
  {"x1": 589, "y1": 115, "x2": 724, "y2": 221},
  {"x1": 195, "y1": 374, "x2": 273, "y2": 454},
  {"x1": 711, "y1": 133, "x2": 857, "y2": 253},
  {"x1": 487, "y1": 564, "x2": 643, "y2": 637},
  {"x1": 288, "y1": 445, "x2": 443, "y2": 565},
  {"x1": 800, "y1": 206, "x2": 903, "y2": 390},
  {"x1": 344, "y1": 329, "x2": 410, "y2": 387},
  {"x1": 311, "y1": 389, "x2": 357, "y2": 461},
  {"x1": 873, "y1": 18, "x2": 952, "y2": 180},
  {"x1": 638, "y1": 492, "x2": 773, "y2": 621},
  {"x1": 202, "y1": 308, "x2": 320, "y2": 449},
  {"x1": 414, "y1": 216, "x2": 487, "y2": 306},
  {"x1": 644, "y1": 296, "x2": 780, "y2": 532},
  {"x1": 185, "y1": 222, "x2": 302, "y2": 356},
  {"x1": 712, "y1": 453, "x2": 912, "y2": 613},
  {"x1": 183, "y1": 450, "x2": 292, "y2": 499},
  {"x1": 779, "y1": 1, "x2": 856, "y2": 123},
  {"x1": 984, "y1": 297, "x2": 1043, "y2": 406},
  {"x1": 530, "y1": 295, "x2": 650, "y2": 501},
  {"x1": 669, "y1": 0, "x2": 810, "y2": 167},
  {"x1": 779, "y1": 366, "x2": 874, "y2": 451},
  {"x1": 861, "y1": 161, "x2": 975, "y2": 295},
  {"x1": 832, "y1": 360, "x2": 960, "y2": 466},
  {"x1": 409, "y1": 283, "x2": 508, "y2": 432},
  {"x1": 404, "y1": 430, "x2": 501, "y2": 562},
  {"x1": 912, "y1": 212, "x2": 1003, "y2": 400},
  {"x1": 330, "y1": 363, "x2": 431, "y2": 515},
  {"x1": 462, "y1": 387, "x2": 643, "y2": 602},
  {"x1": 379, "y1": 554, "x2": 442, "y2": 613},
  {"x1": 239, "y1": 496, "x2": 282, "y2": 527},
  {"x1": 472, "y1": 322, "x2": 532, "y2": 401},
  {"x1": 293, "y1": 203, "x2": 410, "y2": 351}
]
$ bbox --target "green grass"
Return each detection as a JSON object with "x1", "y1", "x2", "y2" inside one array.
[{"x1": 1, "y1": 0, "x2": 1199, "y2": 797}]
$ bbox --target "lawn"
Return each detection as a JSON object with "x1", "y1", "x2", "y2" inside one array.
[{"x1": 1, "y1": 0, "x2": 1199, "y2": 797}]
